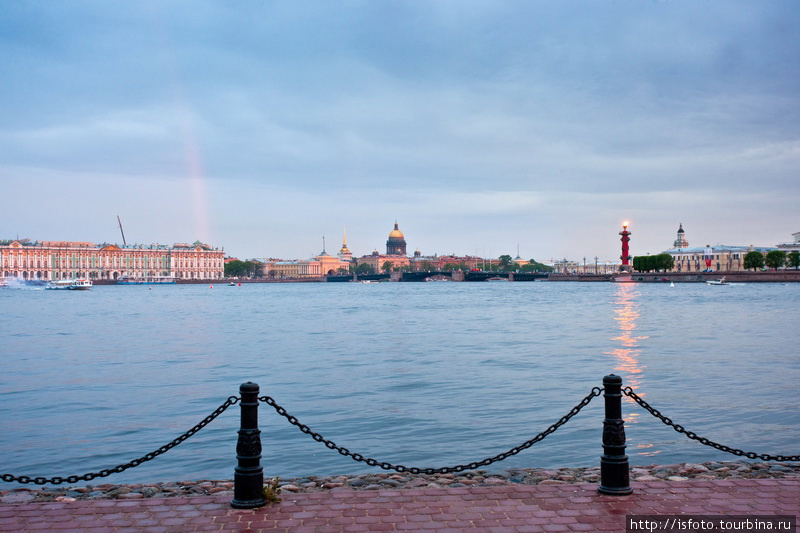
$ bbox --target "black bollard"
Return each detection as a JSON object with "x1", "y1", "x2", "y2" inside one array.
[
  {"x1": 598, "y1": 374, "x2": 633, "y2": 495},
  {"x1": 231, "y1": 382, "x2": 267, "y2": 509}
]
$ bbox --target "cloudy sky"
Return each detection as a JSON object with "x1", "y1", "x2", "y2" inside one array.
[{"x1": 2, "y1": 1, "x2": 798, "y2": 262}]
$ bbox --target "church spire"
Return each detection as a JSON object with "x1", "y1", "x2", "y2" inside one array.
[{"x1": 338, "y1": 225, "x2": 352, "y2": 261}]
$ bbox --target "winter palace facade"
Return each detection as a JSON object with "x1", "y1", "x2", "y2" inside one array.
[{"x1": 0, "y1": 239, "x2": 224, "y2": 281}]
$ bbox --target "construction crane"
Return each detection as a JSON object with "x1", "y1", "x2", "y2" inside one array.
[{"x1": 117, "y1": 216, "x2": 127, "y2": 246}]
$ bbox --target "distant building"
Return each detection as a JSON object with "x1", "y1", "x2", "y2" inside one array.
[
  {"x1": 0, "y1": 239, "x2": 224, "y2": 281},
  {"x1": 410, "y1": 254, "x2": 486, "y2": 271},
  {"x1": 355, "y1": 222, "x2": 551, "y2": 273},
  {"x1": 664, "y1": 245, "x2": 776, "y2": 272},
  {"x1": 386, "y1": 222, "x2": 407, "y2": 256},
  {"x1": 548, "y1": 258, "x2": 620, "y2": 274},
  {"x1": 356, "y1": 222, "x2": 411, "y2": 272},
  {"x1": 266, "y1": 238, "x2": 351, "y2": 279},
  {"x1": 356, "y1": 249, "x2": 410, "y2": 273},
  {"x1": 776, "y1": 231, "x2": 800, "y2": 252},
  {"x1": 267, "y1": 259, "x2": 303, "y2": 278},
  {"x1": 661, "y1": 224, "x2": 782, "y2": 272}
]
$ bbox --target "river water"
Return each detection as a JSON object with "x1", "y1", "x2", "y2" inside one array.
[{"x1": 1, "y1": 280, "x2": 798, "y2": 487}]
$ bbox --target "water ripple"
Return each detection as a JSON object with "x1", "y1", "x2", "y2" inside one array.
[{"x1": 0, "y1": 282, "x2": 798, "y2": 485}]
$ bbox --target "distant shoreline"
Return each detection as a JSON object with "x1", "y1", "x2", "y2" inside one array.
[
  {"x1": 550, "y1": 270, "x2": 800, "y2": 283},
  {"x1": 85, "y1": 270, "x2": 800, "y2": 285}
]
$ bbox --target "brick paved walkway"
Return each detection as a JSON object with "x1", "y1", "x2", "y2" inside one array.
[{"x1": 0, "y1": 479, "x2": 797, "y2": 532}]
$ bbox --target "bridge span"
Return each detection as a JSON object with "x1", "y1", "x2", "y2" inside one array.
[{"x1": 326, "y1": 271, "x2": 548, "y2": 282}]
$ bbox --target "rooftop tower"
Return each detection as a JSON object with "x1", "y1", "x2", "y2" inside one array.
[
  {"x1": 338, "y1": 227, "x2": 352, "y2": 262},
  {"x1": 673, "y1": 223, "x2": 689, "y2": 249}
]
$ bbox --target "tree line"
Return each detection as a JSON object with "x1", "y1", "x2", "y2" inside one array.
[
  {"x1": 744, "y1": 250, "x2": 800, "y2": 270},
  {"x1": 632, "y1": 254, "x2": 675, "y2": 272},
  {"x1": 224, "y1": 260, "x2": 262, "y2": 278}
]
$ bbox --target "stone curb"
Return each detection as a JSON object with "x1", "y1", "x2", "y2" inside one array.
[{"x1": 2, "y1": 460, "x2": 798, "y2": 505}]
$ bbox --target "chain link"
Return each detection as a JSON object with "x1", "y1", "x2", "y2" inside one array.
[
  {"x1": 622, "y1": 387, "x2": 799, "y2": 462},
  {"x1": 1, "y1": 396, "x2": 240, "y2": 485},
  {"x1": 260, "y1": 387, "x2": 603, "y2": 474},
  {"x1": 8, "y1": 383, "x2": 795, "y2": 486}
]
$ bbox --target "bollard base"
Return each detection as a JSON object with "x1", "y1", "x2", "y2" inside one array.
[
  {"x1": 231, "y1": 468, "x2": 266, "y2": 509},
  {"x1": 598, "y1": 454, "x2": 633, "y2": 495},
  {"x1": 231, "y1": 497, "x2": 268, "y2": 509},
  {"x1": 597, "y1": 485, "x2": 633, "y2": 496}
]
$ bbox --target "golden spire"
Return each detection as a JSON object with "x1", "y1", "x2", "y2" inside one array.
[{"x1": 339, "y1": 225, "x2": 351, "y2": 255}]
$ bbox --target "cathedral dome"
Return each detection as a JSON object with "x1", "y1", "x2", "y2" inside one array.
[
  {"x1": 388, "y1": 225, "x2": 404, "y2": 240},
  {"x1": 386, "y1": 222, "x2": 407, "y2": 256}
]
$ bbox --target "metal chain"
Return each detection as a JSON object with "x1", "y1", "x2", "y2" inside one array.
[
  {"x1": 260, "y1": 387, "x2": 603, "y2": 474},
  {"x1": 622, "y1": 387, "x2": 799, "y2": 462},
  {"x1": 1, "y1": 396, "x2": 240, "y2": 485}
]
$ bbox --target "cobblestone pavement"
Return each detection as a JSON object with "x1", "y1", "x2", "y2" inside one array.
[{"x1": 0, "y1": 479, "x2": 797, "y2": 532}]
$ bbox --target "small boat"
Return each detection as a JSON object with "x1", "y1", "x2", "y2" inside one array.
[
  {"x1": 46, "y1": 279, "x2": 93, "y2": 290},
  {"x1": 228, "y1": 281, "x2": 236, "y2": 286},
  {"x1": 0, "y1": 278, "x2": 7, "y2": 288},
  {"x1": 706, "y1": 277, "x2": 729, "y2": 286}
]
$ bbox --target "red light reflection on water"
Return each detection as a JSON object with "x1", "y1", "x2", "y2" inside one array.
[{"x1": 605, "y1": 283, "x2": 650, "y2": 448}]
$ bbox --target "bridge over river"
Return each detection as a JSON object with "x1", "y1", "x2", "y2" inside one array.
[{"x1": 325, "y1": 271, "x2": 548, "y2": 282}]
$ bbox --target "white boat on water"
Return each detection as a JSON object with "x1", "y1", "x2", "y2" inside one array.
[
  {"x1": 706, "y1": 277, "x2": 729, "y2": 286},
  {"x1": 46, "y1": 279, "x2": 93, "y2": 290}
]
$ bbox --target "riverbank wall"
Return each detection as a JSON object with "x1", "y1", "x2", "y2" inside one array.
[
  {"x1": 549, "y1": 270, "x2": 800, "y2": 283},
  {"x1": 89, "y1": 269, "x2": 800, "y2": 285},
  {"x1": 91, "y1": 278, "x2": 322, "y2": 285}
]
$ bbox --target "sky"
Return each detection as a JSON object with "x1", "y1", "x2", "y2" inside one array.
[{"x1": 1, "y1": 1, "x2": 798, "y2": 263}]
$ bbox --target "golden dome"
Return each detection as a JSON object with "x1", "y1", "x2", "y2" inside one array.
[
  {"x1": 388, "y1": 222, "x2": 404, "y2": 240},
  {"x1": 386, "y1": 221, "x2": 407, "y2": 256}
]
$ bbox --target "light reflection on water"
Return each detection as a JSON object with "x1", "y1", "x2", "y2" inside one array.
[
  {"x1": 605, "y1": 283, "x2": 648, "y2": 452},
  {"x1": 607, "y1": 283, "x2": 649, "y2": 392},
  {"x1": 0, "y1": 281, "x2": 798, "y2": 487}
]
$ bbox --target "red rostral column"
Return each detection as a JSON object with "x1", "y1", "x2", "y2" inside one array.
[{"x1": 619, "y1": 221, "x2": 631, "y2": 271}]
